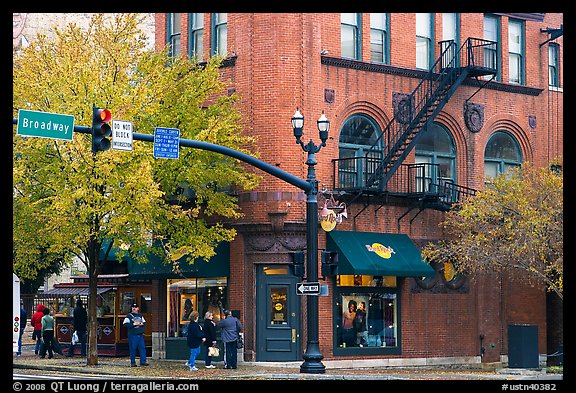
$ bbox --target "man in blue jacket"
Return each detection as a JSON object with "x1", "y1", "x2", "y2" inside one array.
[
  {"x1": 123, "y1": 303, "x2": 148, "y2": 367},
  {"x1": 218, "y1": 309, "x2": 242, "y2": 369}
]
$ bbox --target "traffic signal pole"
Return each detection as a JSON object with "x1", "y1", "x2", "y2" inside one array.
[{"x1": 12, "y1": 117, "x2": 325, "y2": 373}]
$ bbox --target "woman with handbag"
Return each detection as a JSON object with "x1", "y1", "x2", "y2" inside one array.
[{"x1": 203, "y1": 311, "x2": 218, "y2": 369}]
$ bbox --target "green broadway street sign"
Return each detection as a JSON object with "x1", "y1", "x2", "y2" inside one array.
[{"x1": 16, "y1": 109, "x2": 75, "y2": 141}]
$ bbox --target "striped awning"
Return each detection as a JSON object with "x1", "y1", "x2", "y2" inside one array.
[{"x1": 41, "y1": 287, "x2": 114, "y2": 296}]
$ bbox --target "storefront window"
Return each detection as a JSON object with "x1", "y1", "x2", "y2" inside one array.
[
  {"x1": 335, "y1": 274, "x2": 398, "y2": 352},
  {"x1": 166, "y1": 277, "x2": 227, "y2": 337}
]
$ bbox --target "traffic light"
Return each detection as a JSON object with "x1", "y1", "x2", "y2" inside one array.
[
  {"x1": 321, "y1": 250, "x2": 338, "y2": 278},
  {"x1": 292, "y1": 251, "x2": 305, "y2": 278},
  {"x1": 92, "y1": 105, "x2": 112, "y2": 152}
]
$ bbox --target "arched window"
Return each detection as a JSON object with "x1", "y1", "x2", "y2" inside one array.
[
  {"x1": 484, "y1": 131, "x2": 522, "y2": 180},
  {"x1": 337, "y1": 114, "x2": 383, "y2": 189},
  {"x1": 414, "y1": 122, "x2": 456, "y2": 196}
]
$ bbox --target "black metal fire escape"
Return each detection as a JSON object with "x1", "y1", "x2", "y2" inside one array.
[{"x1": 334, "y1": 38, "x2": 498, "y2": 211}]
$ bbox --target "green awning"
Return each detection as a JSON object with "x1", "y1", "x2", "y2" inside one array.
[
  {"x1": 326, "y1": 231, "x2": 435, "y2": 277},
  {"x1": 102, "y1": 242, "x2": 230, "y2": 279}
]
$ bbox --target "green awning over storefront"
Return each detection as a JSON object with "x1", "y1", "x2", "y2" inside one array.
[
  {"x1": 326, "y1": 231, "x2": 435, "y2": 277},
  {"x1": 102, "y1": 241, "x2": 230, "y2": 279}
]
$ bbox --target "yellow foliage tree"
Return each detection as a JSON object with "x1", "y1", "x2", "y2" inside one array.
[
  {"x1": 422, "y1": 161, "x2": 563, "y2": 300},
  {"x1": 13, "y1": 13, "x2": 261, "y2": 365}
]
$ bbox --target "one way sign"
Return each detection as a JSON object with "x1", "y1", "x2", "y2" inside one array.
[{"x1": 297, "y1": 282, "x2": 320, "y2": 296}]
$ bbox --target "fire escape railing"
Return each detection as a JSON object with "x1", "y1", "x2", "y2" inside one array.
[{"x1": 333, "y1": 38, "x2": 496, "y2": 209}]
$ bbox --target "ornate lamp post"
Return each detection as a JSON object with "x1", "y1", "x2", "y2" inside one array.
[{"x1": 291, "y1": 108, "x2": 329, "y2": 374}]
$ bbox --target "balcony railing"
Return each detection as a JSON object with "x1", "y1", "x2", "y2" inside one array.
[{"x1": 332, "y1": 160, "x2": 475, "y2": 206}]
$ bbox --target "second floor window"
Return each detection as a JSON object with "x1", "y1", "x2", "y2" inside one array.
[
  {"x1": 370, "y1": 13, "x2": 388, "y2": 63},
  {"x1": 212, "y1": 13, "x2": 227, "y2": 57},
  {"x1": 167, "y1": 13, "x2": 181, "y2": 57},
  {"x1": 508, "y1": 19, "x2": 524, "y2": 84},
  {"x1": 189, "y1": 13, "x2": 204, "y2": 60},
  {"x1": 416, "y1": 13, "x2": 433, "y2": 70},
  {"x1": 341, "y1": 13, "x2": 361, "y2": 60},
  {"x1": 548, "y1": 43, "x2": 559, "y2": 87}
]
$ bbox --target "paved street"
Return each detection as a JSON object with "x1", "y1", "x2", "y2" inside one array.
[{"x1": 13, "y1": 338, "x2": 563, "y2": 382}]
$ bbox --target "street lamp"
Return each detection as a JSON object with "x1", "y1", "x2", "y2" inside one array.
[{"x1": 292, "y1": 108, "x2": 329, "y2": 374}]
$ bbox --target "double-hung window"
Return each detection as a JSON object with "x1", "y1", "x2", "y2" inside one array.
[
  {"x1": 341, "y1": 13, "x2": 361, "y2": 60},
  {"x1": 167, "y1": 13, "x2": 181, "y2": 57},
  {"x1": 508, "y1": 19, "x2": 524, "y2": 85},
  {"x1": 189, "y1": 13, "x2": 204, "y2": 60},
  {"x1": 212, "y1": 13, "x2": 227, "y2": 57},
  {"x1": 483, "y1": 14, "x2": 500, "y2": 80},
  {"x1": 416, "y1": 13, "x2": 433, "y2": 70},
  {"x1": 548, "y1": 43, "x2": 560, "y2": 88},
  {"x1": 370, "y1": 13, "x2": 388, "y2": 64}
]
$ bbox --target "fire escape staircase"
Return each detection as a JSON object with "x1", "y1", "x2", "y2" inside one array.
[{"x1": 336, "y1": 38, "x2": 498, "y2": 211}]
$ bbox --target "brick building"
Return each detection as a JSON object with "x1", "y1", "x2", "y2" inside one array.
[{"x1": 150, "y1": 13, "x2": 563, "y2": 368}]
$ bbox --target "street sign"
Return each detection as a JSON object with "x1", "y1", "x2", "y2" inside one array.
[
  {"x1": 154, "y1": 127, "x2": 180, "y2": 159},
  {"x1": 297, "y1": 282, "x2": 321, "y2": 296},
  {"x1": 16, "y1": 109, "x2": 74, "y2": 140},
  {"x1": 112, "y1": 120, "x2": 133, "y2": 151}
]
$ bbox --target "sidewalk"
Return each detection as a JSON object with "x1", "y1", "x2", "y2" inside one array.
[{"x1": 13, "y1": 342, "x2": 562, "y2": 381}]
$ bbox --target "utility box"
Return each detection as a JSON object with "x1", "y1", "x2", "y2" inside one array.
[{"x1": 508, "y1": 324, "x2": 539, "y2": 368}]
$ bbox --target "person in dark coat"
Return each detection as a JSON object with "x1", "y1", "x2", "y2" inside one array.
[
  {"x1": 123, "y1": 303, "x2": 148, "y2": 367},
  {"x1": 186, "y1": 311, "x2": 205, "y2": 371},
  {"x1": 67, "y1": 298, "x2": 88, "y2": 357},
  {"x1": 203, "y1": 311, "x2": 218, "y2": 368},
  {"x1": 218, "y1": 309, "x2": 242, "y2": 369}
]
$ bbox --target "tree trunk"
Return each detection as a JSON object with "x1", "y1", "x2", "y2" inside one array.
[{"x1": 86, "y1": 241, "x2": 99, "y2": 366}]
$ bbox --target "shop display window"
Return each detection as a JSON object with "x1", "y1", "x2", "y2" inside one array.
[
  {"x1": 167, "y1": 277, "x2": 227, "y2": 337},
  {"x1": 335, "y1": 274, "x2": 398, "y2": 351}
]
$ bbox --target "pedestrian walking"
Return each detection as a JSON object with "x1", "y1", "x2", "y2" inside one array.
[
  {"x1": 30, "y1": 304, "x2": 45, "y2": 355},
  {"x1": 203, "y1": 311, "x2": 218, "y2": 368},
  {"x1": 67, "y1": 298, "x2": 87, "y2": 357},
  {"x1": 123, "y1": 303, "x2": 148, "y2": 367},
  {"x1": 218, "y1": 309, "x2": 242, "y2": 369},
  {"x1": 17, "y1": 300, "x2": 27, "y2": 356},
  {"x1": 186, "y1": 311, "x2": 205, "y2": 371},
  {"x1": 40, "y1": 307, "x2": 55, "y2": 359}
]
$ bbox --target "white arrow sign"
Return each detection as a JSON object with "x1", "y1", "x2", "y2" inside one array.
[{"x1": 297, "y1": 282, "x2": 320, "y2": 295}]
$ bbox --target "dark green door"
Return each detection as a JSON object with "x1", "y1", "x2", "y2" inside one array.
[{"x1": 256, "y1": 265, "x2": 300, "y2": 361}]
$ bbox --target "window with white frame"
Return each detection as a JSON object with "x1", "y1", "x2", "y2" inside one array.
[
  {"x1": 416, "y1": 13, "x2": 433, "y2": 70},
  {"x1": 508, "y1": 19, "x2": 524, "y2": 84},
  {"x1": 370, "y1": 13, "x2": 388, "y2": 63},
  {"x1": 189, "y1": 13, "x2": 204, "y2": 60},
  {"x1": 341, "y1": 13, "x2": 360, "y2": 60}
]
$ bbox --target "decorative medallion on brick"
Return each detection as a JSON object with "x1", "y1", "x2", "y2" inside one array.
[
  {"x1": 392, "y1": 92, "x2": 414, "y2": 124},
  {"x1": 528, "y1": 115, "x2": 537, "y2": 129},
  {"x1": 324, "y1": 89, "x2": 335, "y2": 104},
  {"x1": 464, "y1": 102, "x2": 484, "y2": 133}
]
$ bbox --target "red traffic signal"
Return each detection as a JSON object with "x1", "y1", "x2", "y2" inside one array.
[{"x1": 92, "y1": 106, "x2": 112, "y2": 152}]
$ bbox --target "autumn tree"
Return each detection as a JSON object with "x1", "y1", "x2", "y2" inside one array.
[
  {"x1": 422, "y1": 161, "x2": 563, "y2": 300},
  {"x1": 13, "y1": 13, "x2": 260, "y2": 365}
]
